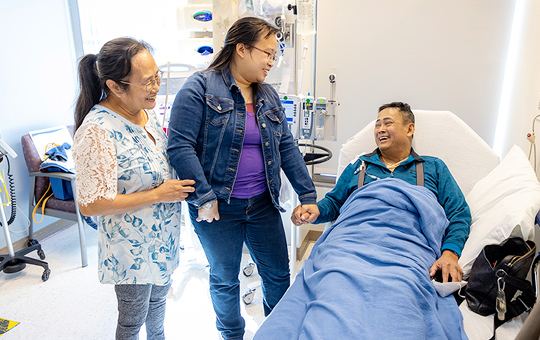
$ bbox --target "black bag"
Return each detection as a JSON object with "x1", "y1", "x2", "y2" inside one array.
[{"x1": 465, "y1": 237, "x2": 537, "y2": 338}]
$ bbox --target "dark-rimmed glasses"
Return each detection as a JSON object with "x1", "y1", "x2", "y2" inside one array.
[
  {"x1": 249, "y1": 46, "x2": 277, "y2": 61},
  {"x1": 119, "y1": 70, "x2": 163, "y2": 92}
]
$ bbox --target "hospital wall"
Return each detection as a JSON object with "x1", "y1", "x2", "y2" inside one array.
[
  {"x1": 1, "y1": 1, "x2": 540, "y2": 253},
  {"x1": 0, "y1": 0, "x2": 79, "y2": 250},
  {"x1": 311, "y1": 0, "x2": 540, "y2": 176},
  {"x1": 498, "y1": 0, "x2": 540, "y2": 173}
]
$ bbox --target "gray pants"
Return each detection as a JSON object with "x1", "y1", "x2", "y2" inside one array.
[{"x1": 114, "y1": 283, "x2": 171, "y2": 340}]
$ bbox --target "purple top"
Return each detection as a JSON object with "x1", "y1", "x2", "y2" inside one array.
[{"x1": 231, "y1": 103, "x2": 267, "y2": 198}]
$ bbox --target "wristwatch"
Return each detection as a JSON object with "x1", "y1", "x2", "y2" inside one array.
[{"x1": 200, "y1": 200, "x2": 217, "y2": 210}]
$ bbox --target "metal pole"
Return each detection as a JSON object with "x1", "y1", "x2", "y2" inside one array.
[{"x1": 0, "y1": 193, "x2": 15, "y2": 257}]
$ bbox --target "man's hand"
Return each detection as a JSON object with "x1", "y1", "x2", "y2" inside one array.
[
  {"x1": 429, "y1": 250, "x2": 462, "y2": 283},
  {"x1": 291, "y1": 204, "x2": 320, "y2": 226},
  {"x1": 197, "y1": 201, "x2": 220, "y2": 223}
]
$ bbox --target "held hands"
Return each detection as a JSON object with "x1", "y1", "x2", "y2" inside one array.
[
  {"x1": 429, "y1": 250, "x2": 463, "y2": 283},
  {"x1": 197, "y1": 201, "x2": 220, "y2": 223},
  {"x1": 291, "y1": 204, "x2": 320, "y2": 226},
  {"x1": 156, "y1": 179, "x2": 195, "y2": 203}
]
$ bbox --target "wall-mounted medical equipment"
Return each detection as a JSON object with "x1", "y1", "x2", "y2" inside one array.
[
  {"x1": 181, "y1": 4, "x2": 213, "y2": 31},
  {"x1": 196, "y1": 45, "x2": 213, "y2": 56},
  {"x1": 327, "y1": 72, "x2": 339, "y2": 141},
  {"x1": 280, "y1": 94, "x2": 301, "y2": 139},
  {"x1": 314, "y1": 97, "x2": 327, "y2": 140},
  {"x1": 177, "y1": 2, "x2": 213, "y2": 68},
  {"x1": 192, "y1": 9, "x2": 212, "y2": 22},
  {"x1": 275, "y1": 5, "x2": 296, "y2": 48},
  {"x1": 279, "y1": 84, "x2": 338, "y2": 142},
  {"x1": 300, "y1": 95, "x2": 314, "y2": 139}
]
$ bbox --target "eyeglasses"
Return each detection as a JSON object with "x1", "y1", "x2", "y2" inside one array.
[
  {"x1": 249, "y1": 46, "x2": 277, "y2": 61},
  {"x1": 119, "y1": 70, "x2": 163, "y2": 92}
]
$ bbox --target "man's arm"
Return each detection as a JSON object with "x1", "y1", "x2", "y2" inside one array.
[
  {"x1": 314, "y1": 161, "x2": 360, "y2": 224},
  {"x1": 436, "y1": 160, "x2": 471, "y2": 256},
  {"x1": 291, "y1": 161, "x2": 359, "y2": 226},
  {"x1": 431, "y1": 159, "x2": 471, "y2": 282}
]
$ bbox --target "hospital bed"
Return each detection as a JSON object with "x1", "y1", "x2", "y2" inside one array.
[{"x1": 253, "y1": 110, "x2": 540, "y2": 340}]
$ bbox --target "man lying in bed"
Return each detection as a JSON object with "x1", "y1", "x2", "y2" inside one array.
[
  {"x1": 252, "y1": 103, "x2": 470, "y2": 340},
  {"x1": 292, "y1": 101, "x2": 471, "y2": 283}
]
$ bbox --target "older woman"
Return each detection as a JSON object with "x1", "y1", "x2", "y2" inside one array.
[
  {"x1": 167, "y1": 17, "x2": 317, "y2": 340},
  {"x1": 72, "y1": 38, "x2": 194, "y2": 340}
]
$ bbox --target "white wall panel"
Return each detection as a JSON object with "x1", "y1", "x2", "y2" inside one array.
[{"x1": 313, "y1": 0, "x2": 515, "y2": 174}]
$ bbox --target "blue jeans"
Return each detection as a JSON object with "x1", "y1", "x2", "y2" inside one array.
[
  {"x1": 189, "y1": 190, "x2": 290, "y2": 340},
  {"x1": 114, "y1": 283, "x2": 171, "y2": 340}
]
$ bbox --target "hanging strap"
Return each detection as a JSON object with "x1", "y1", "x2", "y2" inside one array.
[
  {"x1": 357, "y1": 160, "x2": 367, "y2": 189},
  {"x1": 357, "y1": 158, "x2": 424, "y2": 188},
  {"x1": 416, "y1": 161, "x2": 424, "y2": 187}
]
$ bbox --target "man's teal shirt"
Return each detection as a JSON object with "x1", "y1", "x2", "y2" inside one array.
[{"x1": 315, "y1": 149, "x2": 471, "y2": 256}]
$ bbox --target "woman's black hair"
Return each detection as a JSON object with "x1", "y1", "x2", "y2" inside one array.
[
  {"x1": 208, "y1": 16, "x2": 279, "y2": 72},
  {"x1": 74, "y1": 37, "x2": 152, "y2": 130}
]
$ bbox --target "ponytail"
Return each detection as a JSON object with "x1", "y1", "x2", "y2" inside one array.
[{"x1": 75, "y1": 54, "x2": 102, "y2": 130}]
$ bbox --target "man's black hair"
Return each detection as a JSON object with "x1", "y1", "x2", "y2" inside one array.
[{"x1": 378, "y1": 102, "x2": 415, "y2": 124}]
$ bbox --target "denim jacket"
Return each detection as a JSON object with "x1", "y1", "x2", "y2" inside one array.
[{"x1": 167, "y1": 67, "x2": 316, "y2": 211}]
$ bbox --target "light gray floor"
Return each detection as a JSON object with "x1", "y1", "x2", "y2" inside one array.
[{"x1": 0, "y1": 221, "x2": 308, "y2": 339}]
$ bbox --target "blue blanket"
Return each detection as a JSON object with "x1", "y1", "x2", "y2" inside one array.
[{"x1": 254, "y1": 178, "x2": 468, "y2": 340}]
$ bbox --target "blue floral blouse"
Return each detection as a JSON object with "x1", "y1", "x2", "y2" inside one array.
[{"x1": 72, "y1": 105, "x2": 181, "y2": 285}]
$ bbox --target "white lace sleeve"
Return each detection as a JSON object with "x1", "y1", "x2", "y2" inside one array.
[{"x1": 73, "y1": 124, "x2": 117, "y2": 206}]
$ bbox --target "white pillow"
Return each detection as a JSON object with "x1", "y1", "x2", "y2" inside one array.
[{"x1": 459, "y1": 145, "x2": 540, "y2": 279}]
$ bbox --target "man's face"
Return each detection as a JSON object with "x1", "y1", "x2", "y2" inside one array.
[{"x1": 374, "y1": 108, "x2": 415, "y2": 154}]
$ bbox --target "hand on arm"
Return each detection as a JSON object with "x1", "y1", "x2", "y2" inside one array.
[
  {"x1": 79, "y1": 179, "x2": 195, "y2": 216},
  {"x1": 75, "y1": 124, "x2": 196, "y2": 217},
  {"x1": 291, "y1": 204, "x2": 320, "y2": 226},
  {"x1": 429, "y1": 250, "x2": 462, "y2": 283}
]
